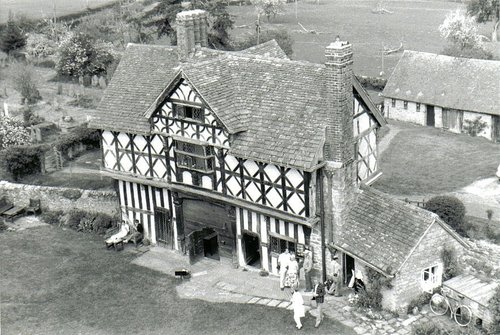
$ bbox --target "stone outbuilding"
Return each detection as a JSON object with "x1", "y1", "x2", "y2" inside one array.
[{"x1": 382, "y1": 51, "x2": 500, "y2": 142}]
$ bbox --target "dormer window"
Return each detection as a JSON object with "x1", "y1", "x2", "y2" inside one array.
[{"x1": 173, "y1": 103, "x2": 204, "y2": 122}]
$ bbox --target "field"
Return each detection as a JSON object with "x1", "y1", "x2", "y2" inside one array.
[
  {"x1": 229, "y1": 0, "x2": 494, "y2": 76},
  {"x1": 0, "y1": 0, "x2": 118, "y2": 23}
]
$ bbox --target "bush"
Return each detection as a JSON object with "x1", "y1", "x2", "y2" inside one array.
[
  {"x1": 65, "y1": 209, "x2": 117, "y2": 234},
  {"x1": 56, "y1": 32, "x2": 115, "y2": 78},
  {"x1": 1, "y1": 145, "x2": 43, "y2": 181},
  {"x1": 61, "y1": 189, "x2": 82, "y2": 200},
  {"x1": 356, "y1": 75, "x2": 387, "y2": 91},
  {"x1": 54, "y1": 125, "x2": 100, "y2": 153},
  {"x1": 489, "y1": 287, "x2": 500, "y2": 335},
  {"x1": 462, "y1": 116, "x2": 488, "y2": 137},
  {"x1": 0, "y1": 116, "x2": 32, "y2": 150},
  {"x1": 355, "y1": 267, "x2": 393, "y2": 310},
  {"x1": 40, "y1": 210, "x2": 64, "y2": 225},
  {"x1": 411, "y1": 322, "x2": 447, "y2": 335},
  {"x1": 424, "y1": 195, "x2": 467, "y2": 237},
  {"x1": 407, "y1": 292, "x2": 432, "y2": 314},
  {"x1": 22, "y1": 106, "x2": 45, "y2": 126},
  {"x1": 25, "y1": 33, "x2": 57, "y2": 61},
  {"x1": 0, "y1": 221, "x2": 7, "y2": 232},
  {"x1": 8, "y1": 62, "x2": 42, "y2": 104},
  {"x1": 235, "y1": 29, "x2": 294, "y2": 57},
  {"x1": 0, "y1": 12, "x2": 27, "y2": 54},
  {"x1": 441, "y1": 246, "x2": 460, "y2": 281}
]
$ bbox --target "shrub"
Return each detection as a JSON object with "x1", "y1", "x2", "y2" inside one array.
[
  {"x1": 22, "y1": 106, "x2": 44, "y2": 126},
  {"x1": 235, "y1": 29, "x2": 294, "y2": 57},
  {"x1": 93, "y1": 213, "x2": 116, "y2": 235},
  {"x1": 0, "y1": 221, "x2": 7, "y2": 232},
  {"x1": 411, "y1": 322, "x2": 447, "y2": 335},
  {"x1": 66, "y1": 209, "x2": 88, "y2": 230},
  {"x1": 0, "y1": 116, "x2": 32, "y2": 150},
  {"x1": 424, "y1": 195, "x2": 467, "y2": 237},
  {"x1": 441, "y1": 246, "x2": 460, "y2": 281},
  {"x1": 25, "y1": 33, "x2": 57, "y2": 61},
  {"x1": 462, "y1": 116, "x2": 488, "y2": 137},
  {"x1": 8, "y1": 62, "x2": 42, "y2": 104},
  {"x1": 355, "y1": 267, "x2": 393, "y2": 310},
  {"x1": 40, "y1": 210, "x2": 64, "y2": 225},
  {"x1": 0, "y1": 145, "x2": 43, "y2": 181},
  {"x1": 54, "y1": 125, "x2": 100, "y2": 153},
  {"x1": 356, "y1": 75, "x2": 387, "y2": 91},
  {"x1": 489, "y1": 287, "x2": 500, "y2": 335},
  {"x1": 56, "y1": 32, "x2": 115, "y2": 78},
  {"x1": 407, "y1": 292, "x2": 432, "y2": 314},
  {"x1": 0, "y1": 12, "x2": 27, "y2": 54},
  {"x1": 61, "y1": 189, "x2": 82, "y2": 200}
]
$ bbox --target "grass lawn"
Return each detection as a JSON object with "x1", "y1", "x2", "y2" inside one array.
[
  {"x1": 0, "y1": 225, "x2": 354, "y2": 335},
  {"x1": 0, "y1": 0, "x2": 117, "y2": 23},
  {"x1": 229, "y1": 0, "x2": 487, "y2": 76},
  {"x1": 373, "y1": 122, "x2": 500, "y2": 196}
]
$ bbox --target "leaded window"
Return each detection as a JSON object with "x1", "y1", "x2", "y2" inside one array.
[
  {"x1": 175, "y1": 140, "x2": 215, "y2": 173},
  {"x1": 173, "y1": 104, "x2": 204, "y2": 122},
  {"x1": 270, "y1": 235, "x2": 296, "y2": 254}
]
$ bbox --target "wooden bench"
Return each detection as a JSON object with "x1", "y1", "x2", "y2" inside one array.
[{"x1": 3, "y1": 206, "x2": 25, "y2": 222}]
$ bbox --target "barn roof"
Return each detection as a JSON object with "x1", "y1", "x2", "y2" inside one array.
[
  {"x1": 90, "y1": 40, "x2": 384, "y2": 170},
  {"x1": 382, "y1": 51, "x2": 500, "y2": 116},
  {"x1": 334, "y1": 186, "x2": 468, "y2": 276}
]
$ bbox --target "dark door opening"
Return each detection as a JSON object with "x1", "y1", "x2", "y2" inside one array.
[
  {"x1": 343, "y1": 254, "x2": 355, "y2": 285},
  {"x1": 203, "y1": 231, "x2": 219, "y2": 260},
  {"x1": 493, "y1": 115, "x2": 500, "y2": 143},
  {"x1": 243, "y1": 232, "x2": 261, "y2": 267},
  {"x1": 154, "y1": 208, "x2": 172, "y2": 248},
  {"x1": 427, "y1": 105, "x2": 435, "y2": 127}
]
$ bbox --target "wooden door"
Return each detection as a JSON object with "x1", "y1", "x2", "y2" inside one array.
[
  {"x1": 427, "y1": 105, "x2": 435, "y2": 127},
  {"x1": 154, "y1": 207, "x2": 173, "y2": 247},
  {"x1": 493, "y1": 116, "x2": 500, "y2": 143}
]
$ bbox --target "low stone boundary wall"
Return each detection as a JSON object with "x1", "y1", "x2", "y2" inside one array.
[{"x1": 0, "y1": 181, "x2": 119, "y2": 216}]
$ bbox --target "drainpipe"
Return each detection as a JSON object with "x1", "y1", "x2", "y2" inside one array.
[{"x1": 319, "y1": 167, "x2": 326, "y2": 283}]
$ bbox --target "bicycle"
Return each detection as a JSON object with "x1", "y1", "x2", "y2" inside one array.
[{"x1": 429, "y1": 287, "x2": 473, "y2": 327}]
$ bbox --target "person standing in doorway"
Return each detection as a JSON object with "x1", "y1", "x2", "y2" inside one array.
[
  {"x1": 303, "y1": 247, "x2": 313, "y2": 292},
  {"x1": 290, "y1": 288, "x2": 305, "y2": 330},
  {"x1": 313, "y1": 279, "x2": 326, "y2": 328},
  {"x1": 329, "y1": 255, "x2": 341, "y2": 296},
  {"x1": 278, "y1": 249, "x2": 290, "y2": 290}
]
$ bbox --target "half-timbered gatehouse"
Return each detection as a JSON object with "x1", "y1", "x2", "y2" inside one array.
[{"x1": 91, "y1": 10, "x2": 469, "y2": 311}]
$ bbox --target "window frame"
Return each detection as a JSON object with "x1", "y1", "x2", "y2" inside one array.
[
  {"x1": 172, "y1": 103, "x2": 204, "y2": 122},
  {"x1": 391, "y1": 99, "x2": 396, "y2": 108},
  {"x1": 174, "y1": 140, "x2": 215, "y2": 174},
  {"x1": 421, "y1": 264, "x2": 442, "y2": 293},
  {"x1": 403, "y1": 100, "x2": 408, "y2": 110},
  {"x1": 416, "y1": 103, "x2": 421, "y2": 112}
]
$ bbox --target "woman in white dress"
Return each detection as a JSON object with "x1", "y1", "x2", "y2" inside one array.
[{"x1": 290, "y1": 288, "x2": 305, "y2": 330}]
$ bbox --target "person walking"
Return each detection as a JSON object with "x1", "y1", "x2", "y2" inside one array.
[
  {"x1": 278, "y1": 249, "x2": 290, "y2": 290},
  {"x1": 303, "y1": 248, "x2": 313, "y2": 292},
  {"x1": 290, "y1": 288, "x2": 305, "y2": 330},
  {"x1": 313, "y1": 280, "x2": 326, "y2": 328}
]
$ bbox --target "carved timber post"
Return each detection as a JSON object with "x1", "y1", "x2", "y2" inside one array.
[{"x1": 173, "y1": 192, "x2": 185, "y2": 253}]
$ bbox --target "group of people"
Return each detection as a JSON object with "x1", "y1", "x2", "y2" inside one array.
[{"x1": 278, "y1": 248, "x2": 343, "y2": 330}]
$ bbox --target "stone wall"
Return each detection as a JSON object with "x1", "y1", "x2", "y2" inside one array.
[
  {"x1": 0, "y1": 181, "x2": 119, "y2": 216},
  {"x1": 382, "y1": 222, "x2": 466, "y2": 311}
]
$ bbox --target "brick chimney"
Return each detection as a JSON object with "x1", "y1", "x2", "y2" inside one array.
[
  {"x1": 319, "y1": 38, "x2": 357, "y2": 278},
  {"x1": 324, "y1": 37, "x2": 354, "y2": 163},
  {"x1": 176, "y1": 10, "x2": 208, "y2": 61}
]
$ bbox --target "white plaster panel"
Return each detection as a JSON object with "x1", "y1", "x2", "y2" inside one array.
[
  {"x1": 243, "y1": 209, "x2": 249, "y2": 231},
  {"x1": 287, "y1": 192, "x2": 304, "y2": 216},
  {"x1": 264, "y1": 164, "x2": 280, "y2": 182},
  {"x1": 270, "y1": 217, "x2": 277, "y2": 233},
  {"x1": 243, "y1": 160, "x2": 259, "y2": 177},
  {"x1": 134, "y1": 135, "x2": 147, "y2": 151},
  {"x1": 262, "y1": 246, "x2": 269, "y2": 272},
  {"x1": 285, "y1": 168, "x2": 303, "y2": 188},
  {"x1": 260, "y1": 215, "x2": 268, "y2": 243},
  {"x1": 297, "y1": 225, "x2": 305, "y2": 245},
  {"x1": 182, "y1": 171, "x2": 192, "y2": 185},
  {"x1": 271, "y1": 256, "x2": 278, "y2": 275},
  {"x1": 150, "y1": 135, "x2": 164, "y2": 154},
  {"x1": 201, "y1": 176, "x2": 212, "y2": 190},
  {"x1": 251, "y1": 212, "x2": 258, "y2": 233},
  {"x1": 279, "y1": 220, "x2": 285, "y2": 235}
]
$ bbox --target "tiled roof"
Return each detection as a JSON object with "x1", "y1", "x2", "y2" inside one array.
[
  {"x1": 382, "y1": 51, "x2": 500, "y2": 116},
  {"x1": 91, "y1": 40, "x2": 383, "y2": 170},
  {"x1": 336, "y1": 186, "x2": 440, "y2": 275}
]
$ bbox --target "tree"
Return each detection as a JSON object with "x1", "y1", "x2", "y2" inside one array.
[
  {"x1": 235, "y1": 29, "x2": 294, "y2": 57},
  {"x1": 141, "y1": 0, "x2": 234, "y2": 49},
  {"x1": 424, "y1": 195, "x2": 468, "y2": 237},
  {"x1": 0, "y1": 116, "x2": 32, "y2": 150},
  {"x1": 0, "y1": 11, "x2": 27, "y2": 54},
  {"x1": 439, "y1": 10, "x2": 483, "y2": 49},
  {"x1": 462, "y1": 116, "x2": 487, "y2": 137},
  {"x1": 56, "y1": 33, "x2": 115, "y2": 78},
  {"x1": 439, "y1": 10, "x2": 492, "y2": 59},
  {"x1": 252, "y1": 0, "x2": 286, "y2": 22},
  {"x1": 8, "y1": 62, "x2": 42, "y2": 105},
  {"x1": 467, "y1": 0, "x2": 499, "y2": 42}
]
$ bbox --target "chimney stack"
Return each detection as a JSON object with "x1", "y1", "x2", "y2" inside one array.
[
  {"x1": 176, "y1": 10, "x2": 208, "y2": 61},
  {"x1": 324, "y1": 37, "x2": 354, "y2": 164}
]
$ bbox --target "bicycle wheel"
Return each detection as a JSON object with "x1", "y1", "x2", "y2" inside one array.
[
  {"x1": 429, "y1": 294, "x2": 448, "y2": 315},
  {"x1": 454, "y1": 305, "x2": 472, "y2": 327}
]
